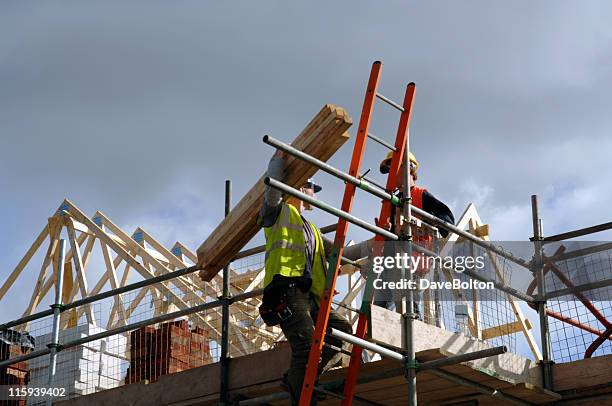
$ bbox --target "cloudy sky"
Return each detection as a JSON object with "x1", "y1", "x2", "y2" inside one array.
[{"x1": 1, "y1": 2, "x2": 611, "y2": 358}]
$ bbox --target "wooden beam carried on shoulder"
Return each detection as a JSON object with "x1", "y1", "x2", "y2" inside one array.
[{"x1": 196, "y1": 104, "x2": 352, "y2": 281}]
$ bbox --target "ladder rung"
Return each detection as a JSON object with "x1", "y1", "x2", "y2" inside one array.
[
  {"x1": 323, "y1": 342, "x2": 353, "y2": 357},
  {"x1": 367, "y1": 132, "x2": 396, "y2": 152},
  {"x1": 376, "y1": 92, "x2": 404, "y2": 112},
  {"x1": 332, "y1": 299, "x2": 363, "y2": 314}
]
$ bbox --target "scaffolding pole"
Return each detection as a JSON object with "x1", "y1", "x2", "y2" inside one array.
[
  {"x1": 531, "y1": 195, "x2": 553, "y2": 390},
  {"x1": 401, "y1": 136, "x2": 417, "y2": 405},
  {"x1": 46, "y1": 239, "x2": 66, "y2": 406},
  {"x1": 220, "y1": 179, "x2": 232, "y2": 405}
]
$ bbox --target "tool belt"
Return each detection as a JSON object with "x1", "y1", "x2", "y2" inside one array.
[{"x1": 259, "y1": 284, "x2": 295, "y2": 326}]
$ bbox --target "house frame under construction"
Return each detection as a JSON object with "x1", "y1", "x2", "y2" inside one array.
[{"x1": 1, "y1": 62, "x2": 611, "y2": 405}]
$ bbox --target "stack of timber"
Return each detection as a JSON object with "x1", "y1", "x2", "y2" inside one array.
[
  {"x1": 125, "y1": 320, "x2": 211, "y2": 384},
  {"x1": 197, "y1": 104, "x2": 352, "y2": 281}
]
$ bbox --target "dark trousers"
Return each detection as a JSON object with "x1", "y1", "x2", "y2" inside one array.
[{"x1": 279, "y1": 285, "x2": 352, "y2": 405}]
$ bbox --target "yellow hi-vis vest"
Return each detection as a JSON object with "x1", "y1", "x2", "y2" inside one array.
[{"x1": 262, "y1": 203, "x2": 327, "y2": 300}]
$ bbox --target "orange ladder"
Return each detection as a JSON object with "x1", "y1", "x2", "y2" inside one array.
[{"x1": 298, "y1": 61, "x2": 416, "y2": 405}]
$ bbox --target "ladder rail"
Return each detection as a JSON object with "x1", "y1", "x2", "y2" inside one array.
[
  {"x1": 342, "y1": 81, "x2": 417, "y2": 405},
  {"x1": 297, "y1": 60, "x2": 383, "y2": 405}
]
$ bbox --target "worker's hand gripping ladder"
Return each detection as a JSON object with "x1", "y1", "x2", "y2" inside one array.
[{"x1": 263, "y1": 61, "x2": 417, "y2": 405}]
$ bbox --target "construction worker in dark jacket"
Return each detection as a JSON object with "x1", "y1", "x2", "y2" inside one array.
[
  {"x1": 258, "y1": 150, "x2": 352, "y2": 405},
  {"x1": 379, "y1": 151, "x2": 454, "y2": 231},
  {"x1": 375, "y1": 150, "x2": 455, "y2": 311}
]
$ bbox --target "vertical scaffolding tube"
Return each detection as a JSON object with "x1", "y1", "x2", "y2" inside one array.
[
  {"x1": 531, "y1": 195, "x2": 553, "y2": 389},
  {"x1": 402, "y1": 136, "x2": 417, "y2": 405},
  {"x1": 220, "y1": 180, "x2": 232, "y2": 405},
  {"x1": 432, "y1": 231, "x2": 442, "y2": 328},
  {"x1": 47, "y1": 239, "x2": 66, "y2": 406}
]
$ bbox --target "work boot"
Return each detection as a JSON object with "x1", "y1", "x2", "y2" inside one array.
[
  {"x1": 280, "y1": 371, "x2": 290, "y2": 391},
  {"x1": 280, "y1": 372, "x2": 327, "y2": 403}
]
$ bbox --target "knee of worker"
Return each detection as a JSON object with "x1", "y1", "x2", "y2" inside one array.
[
  {"x1": 324, "y1": 317, "x2": 352, "y2": 350},
  {"x1": 327, "y1": 312, "x2": 352, "y2": 335},
  {"x1": 285, "y1": 328, "x2": 313, "y2": 356}
]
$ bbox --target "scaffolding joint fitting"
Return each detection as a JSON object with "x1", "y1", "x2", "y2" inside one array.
[
  {"x1": 404, "y1": 360, "x2": 420, "y2": 371},
  {"x1": 402, "y1": 311, "x2": 419, "y2": 321},
  {"x1": 398, "y1": 232, "x2": 413, "y2": 242},
  {"x1": 220, "y1": 295, "x2": 233, "y2": 303},
  {"x1": 46, "y1": 343, "x2": 63, "y2": 352}
]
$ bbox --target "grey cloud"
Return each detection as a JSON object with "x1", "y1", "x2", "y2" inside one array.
[{"x1": 1, "y1": 1, "x2": 612, "y2": 324}]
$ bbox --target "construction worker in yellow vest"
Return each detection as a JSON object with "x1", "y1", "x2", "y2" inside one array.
[{"x1": 258, "y1": 150, "x2": 352, "y2": 405}]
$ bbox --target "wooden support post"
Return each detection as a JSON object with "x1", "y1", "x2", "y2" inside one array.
[
  {"x1": 66, "y1": 219, "x2": 96, "y2": 325},
  {"x1": 0, "y1": 226, "x2": 48, "y2": 301},
  {"x1": 21, "y1": 217, "x2": 62, "y2": 326},
  {"x1": 99, "y1": 237, "x2": 128, "y2": 327}
]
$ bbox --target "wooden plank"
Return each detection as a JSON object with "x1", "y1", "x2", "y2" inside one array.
[
  {"x1": 21, "y1": 217, "x2": 62, "y2": 323},
  {"x1": 196, "y1": 104, "x2": 352, "y2": 280},
  {"x1": 481, "y1": 319, "x2": 532, "y2": 340},
  {"x1": 553, "y1": 354, "x2": 612, "y2": 391},
  {"x1": 468, "y1": 219, "x2": 482, "y2": 339},
  {"x1": 60, "y1": 260, "x2": 78, "y2": 328},
  {"x1": 0, "y1": 225, "x2": 48, "y2": 300}
]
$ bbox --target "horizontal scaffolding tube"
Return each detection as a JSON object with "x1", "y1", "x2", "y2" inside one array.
[
  {"x1": 265, "y1": 177, "x2": 398, "y2": 241},
  {"x1": 542, "y1": 221, "x2": 612, "y2": 242},
  {"x1": 237, "y1": 384, "x2": 379, "y2": 406},
  {"x1": 410, "y1": 205, "x2": 531, "y2": 269},
  {"x1": 461, "y1": 268, "x2": 535, "y2": 303},
  {"x1": 0, "y1": 265, "x2": 196, "y2": 331},
  {"x1": 547, "y1": 241, "x2": 612, "y2": 263},
  {"x1": 328, "y1": 328, "x2": 404, "y2": 361},
  {"x1": 545, "y1": 279, "x2": 612, "y2": 300},
  {"x1": 428, "y1": 369, "x2": 533, "y2": 406},
  {"x1": 1, "y1": 223, "x2": 345, "y2": 332},
  {"x1": 419, "y1": 346, "x2": 507, "y2": 370},
  {"x1": 238, "y1": 392, "x2": 289, "y2": 405},
  {"x1": 263, "y1": 135, "x2": 399, "y2": 206},
  {"x1": 376, "y1": 92, "x2": 405, "y2": 112},
  {"x1": 0, "y1": 288, "x2": 264, "y2": 368},
  {"x1": 329, "y1": 329, "x2": 506, "y2": 369}
]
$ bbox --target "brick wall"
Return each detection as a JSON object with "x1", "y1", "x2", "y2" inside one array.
[{"x1": 125, "y1": 320, "x2": 211, "y2": 384}]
